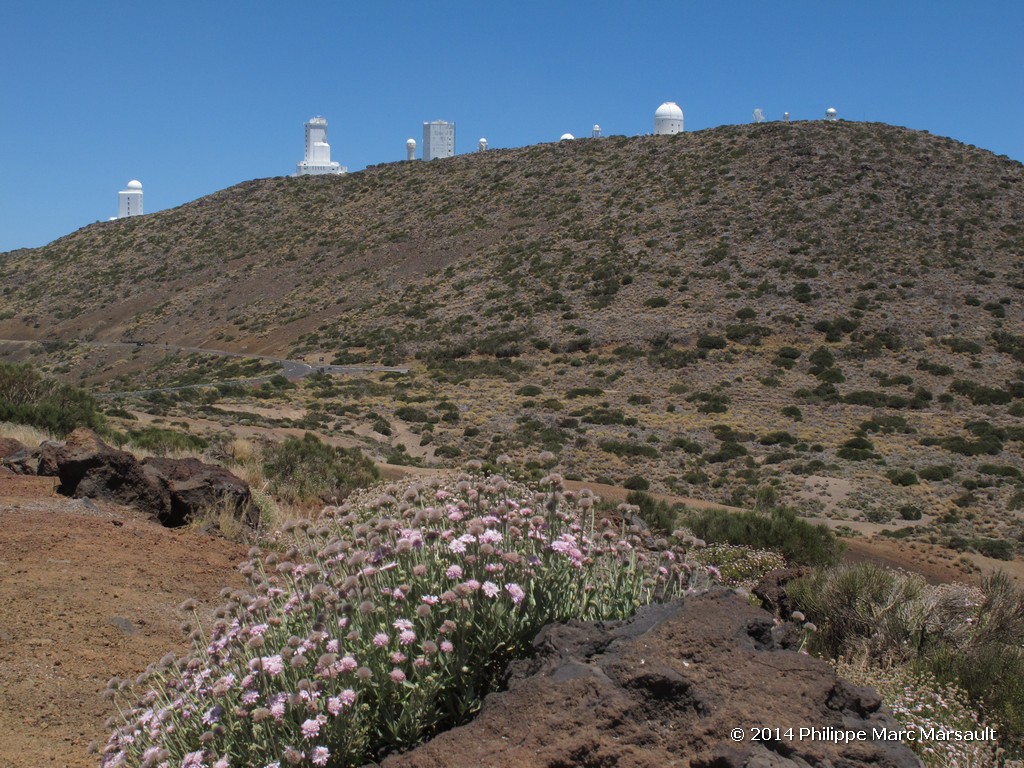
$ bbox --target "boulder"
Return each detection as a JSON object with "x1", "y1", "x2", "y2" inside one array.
[
  {"x1": 0, "y1": 437, "x2": 38, "y2": 475},
  {"x1": 753, "y1": 566, "x2": 813, "y2": 619},
  {"x1": 384, "y1": 590, "x2": 921, "y2": 768},
  {"x1": 141, "y1": 456, "x2": 259, "y2": 529},
  {"x1": 35, "y1": 428, "x2": 257, "y2": 531},
  {"x1": 37, "y1": 429, "x2": 168, "y2": 517}
]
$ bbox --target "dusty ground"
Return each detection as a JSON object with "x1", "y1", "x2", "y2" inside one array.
[
  {"x1": 0, "y1": 475, "x2": 247, "y2": 768},
  {"x1": 0, "y1": 468, "x2": 1020, "y2": 768}
]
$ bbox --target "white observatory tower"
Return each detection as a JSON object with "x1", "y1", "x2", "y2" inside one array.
[
  {"x1": 296, "y1": 116, "x2": 345, "y2": 175},
  {"x1": 478, "y1": 138, "x2": 488, "y2": 152},
  {"x1": 559, "y1": 133, "x2": 575, "y2": 141},
  {"x1": 117, "y1": 180, "x2": 144, "y2": 218},
  {"x1": 406, "y1": 138, "x2": 417, "y2": 161},
  {"x1": 825, "y1": 107, "x2": 838, "y2": 122},
  {"x1": 423, "y1": 120, "x2": 455, "y2": 160},
  {"x1": 592, "y1": 124, "x2": 602, "y2": 138},
  {"x1": 654, "y1": 102, "x2": 684, "y2": 135}
]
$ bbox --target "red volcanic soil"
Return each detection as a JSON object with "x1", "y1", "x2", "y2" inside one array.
[{"x1": 0, "y1": 475, "x2": 246, "y2": 768}]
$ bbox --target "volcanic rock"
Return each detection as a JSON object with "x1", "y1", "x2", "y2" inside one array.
[
  {"x1": 753, "y1": 566, "x2": 814, "y2": 619},
  {"x1": 0, "y1": 437, "x2": 38, "y2": 475},
  {"x1": 385, "y1": 590, "x2": 921, "y2": 768},
  {"x1": 141, "y1": 456, "x2": 259, "y2": 529},
  {"x1": 37, "y1": 429, "x2": 168, "y2": 516},
  {"x1": 35, "y1": 428, "x2": 257, "y2": 530}
]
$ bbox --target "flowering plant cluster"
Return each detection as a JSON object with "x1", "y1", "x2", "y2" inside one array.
[
  {"x1": 835, "y1": 658, "x2": 1000, "y2": 768},
  {"x1": 101, "y1": 472, "x2": 710, "y2": 767}
]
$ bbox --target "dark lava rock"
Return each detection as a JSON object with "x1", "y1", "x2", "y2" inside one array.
[
  {"x1": 141, "y1": 456, "x2": 259, "y2": 529},
  {"x1": 384, "y1": 590, "x2": 921, "y2": 768},
  {"x1": 0, "y1": 437, "x2": 38, "y2": 475},
  {"x1": 37, "y1": 429, "x2": 168, "y2": 516},
  {"x1": 36, "y1": 428, "x2": 257, "y2": 531},
  {"x1": 753, "y1": 566, "x2": 813, "y2": 619}
]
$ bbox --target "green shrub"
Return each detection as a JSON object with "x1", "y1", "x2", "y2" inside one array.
[
  {"x1": 681, "y1": 506, "x2": 843, "y2": 566},
  {"x1": 759, "y1": 430, "x2": 796, "y2": 446},
  {"x1": 918, "y1": 465, "x2": 954, "y2": 481},
  {"x1": 623, "y1": 475, "x2": 650, "y2": 491},
  {"x1": 127, "y1": 426, "x2": 207, "y2": 455},
  {"x1": 0, "y1": 362, "x2": 104, "y2": 436},
  {"x1": 625, "y1": 490, "x2": 676, "y2": 531},
  {"x1": 598, "y1": 440, "x2": 659, "y2": 459},
  {"x1": 886, "y1": 469, "x2": 919, "y2": 486},
  {"x1": 262, "y1": 433, "x2": 379, "y2": 503},
  {"x1": 696, "y1": 334, "x2": 727, "y2": 350}
]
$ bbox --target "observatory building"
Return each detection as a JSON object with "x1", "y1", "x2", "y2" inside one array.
[
  {"x1": 406, "y1": 138, "x2": 417, "y2": 161},
  {"x1": 296, "y1": 116, "x2": 346, "y2": 175},
  {"x1": 825, "y1": 107, "x2": 838, "y2": 122},
  {"x1": 117, "y1": 180, "x2": 143, "y2": 218},
  {"x1": 423, "y1": 120, "x2": 455, "y2": 160},
  {"x1": 592, "y1": 124, "x2": 602, "y2": 138},
  {"x1": 654, "y1": 102, "x2": 684, "y2": 135}
]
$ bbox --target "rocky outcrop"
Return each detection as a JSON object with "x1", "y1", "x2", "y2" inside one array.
[
  {"x1": 385, "y1": 590, "x2": 922, "y2": 768},
  {"x1": 0, "y1": 437, "x2": 37, "y2": 475},
  {"x1": 35, "y1": 428, "x2": 257, "y2": 531},
  {"x1": 753, "y1": 566, "x2": 813, "y2": 619},
  {"x1": 141, "y1": 456, "x2": 259, "y2": 529},
  {"x1": 37, "y1": 429, "x2": 167, "y2": 515}
]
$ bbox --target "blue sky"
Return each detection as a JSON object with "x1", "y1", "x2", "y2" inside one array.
[{"x1": 2, "y1": 1, "x2": 1022, "y2": 253}]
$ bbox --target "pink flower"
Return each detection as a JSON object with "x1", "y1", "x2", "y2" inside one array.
[
  {"x1": 301, "y1": 716, "x2": 324, "y2": 738},
  {"x1": 258, "y1": 655, "x2": 284, "y2": 676},
  {"x1": 389, "y1": 668, "x2": 407, "y2": 683},
  {"x1": 310, "y1": 746, "x2": 330, "y2": 766},
  {"x1": 482, "y1": 581, "x2": 500, "y2": 598},
  {"x1": 372, "y1": 632, "x2": 389, "y2": 647},
  {"x1": 421, "y1": 594, "x2": 439, "y2": 605},
  {"x1": 241, "y1": 689, "x2": 260, "y2": 705},
  {"x1": 464, "y1": 579, "x2": 480, "y2": 591},
  {"x1": 336, "y1": 655, "x2": 357, "y2": 673},
  {"x1": 479, "y1": 529, "x2": 503, "y2": 545},
  {"x1": 393, "y1": 618, "x2": 414, "y2": 631},
  {"x1": 182, "y1": 750, "x2": 206, "y2": 768},
  {"x1": 505, "y1": 583, "x2": 526, "y2": 605},
  {"x1": 399, "y1": 629, "x2": 417, "y2": 645},
  {"x1": 390, "y1": 651, "x2": 407, "y2": 664},
  {"x1": 440, "y1": 640, "x2": 454, "y2": 653},
  {"x1": 446, "y1": 564, "x2": 463, "y2": 580},
  {"x1": 326, "y1": 639, "x2": 339, "y2": 653}
]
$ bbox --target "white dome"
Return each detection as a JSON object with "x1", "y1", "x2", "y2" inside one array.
[
  {"x1": 655, "y1": 102, "x2": 683, "y2": 119},
  {"x1": 406, "y1": 138, "x2": 416, "y2": 146},
  {"x1": 126, "y1": 180, "x2": 142, "y2": 190},
  {"x1": 560, "y1": 133, "x2": 575, "y2": 141},
  {"x1": 826, "y1": 107, "x2": 837, "y2": 115}
]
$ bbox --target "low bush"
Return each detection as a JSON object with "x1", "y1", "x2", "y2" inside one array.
[
  {"x1": 127, "y1": 426, "x2": 208, "y2": 455},
  {"x1": 0, "y1": 361, "x2": 104, "y2": 436},
  {"x1": 102, "y1": 474, "x2": 703, "y2": 766},
  {"x1": 262, "y1": 433, "x2": 380, "y2": 503},
  {"x1": 790, "y1": 568, "x2": 1024, "y2": 757},
  {"x1": 680, "y1": 506, "x2": 843, "y2": 566}
]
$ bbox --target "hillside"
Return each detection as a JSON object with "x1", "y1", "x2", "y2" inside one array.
[{"x1": 2, "y1": 120, "x2": 1024, "y2": 562}]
